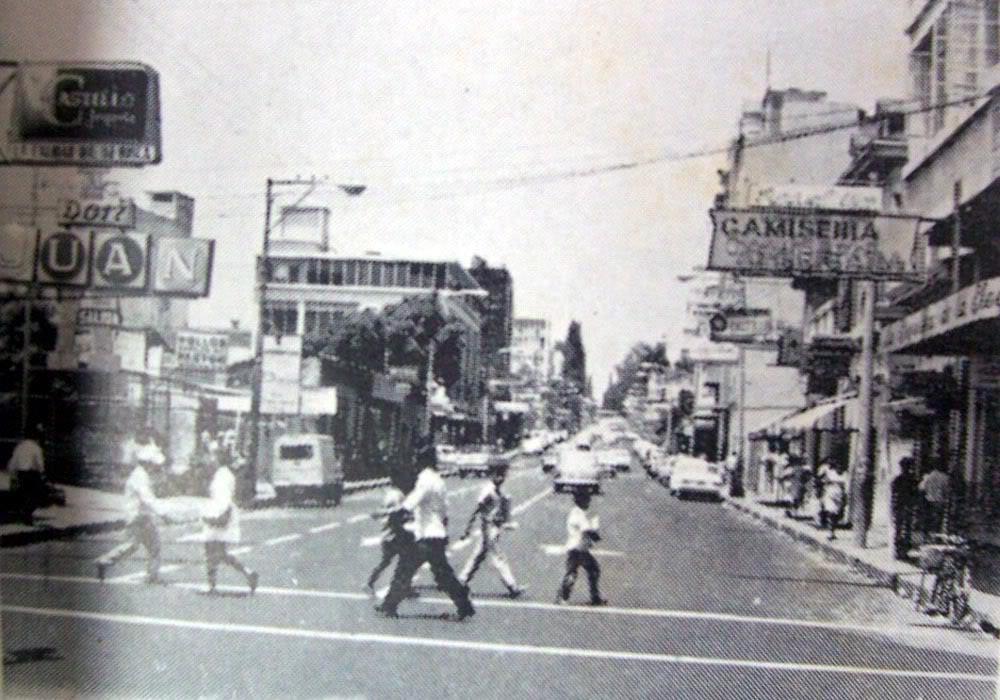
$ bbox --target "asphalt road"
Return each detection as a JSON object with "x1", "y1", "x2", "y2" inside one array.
[{"x1": 3, "y1": 456, "x2": 998, "y2": 699}]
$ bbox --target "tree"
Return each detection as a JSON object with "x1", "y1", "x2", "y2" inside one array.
[{"x1": 601, "y1": 341, "x2": 670, "y2": 411}]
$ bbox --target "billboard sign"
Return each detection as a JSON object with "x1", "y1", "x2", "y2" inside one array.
[
  {"x1": 709, "y1": 308, "x2": 777, "y2": 345},
  {"x1": 7, "y1": 62, "x2": 161, "y2": 167},
  {"x1": 176, "y1": 330, "x2": 229, "y2": 371},
  {"x1": 708, "y1": 208, "x2": 926, "y2": 281}
]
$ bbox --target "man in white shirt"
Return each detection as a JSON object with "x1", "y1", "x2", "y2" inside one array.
[
  {"x1": 556, "y1": 491, "x2": 607, "y2": 606},
  {"x1": 376, "y1": 445, "x2": 475, "y2": 620},
  {"x1": 918, "y1": 465, "x2": 951, "y2": 535},
  {"x1": 7, "y1": 427, "x2": 47, "y2": 524},
  {"x1": 97, "y1": 429, "x2": 170, "y2": 583},
  {"x1": 458, "y1": 462, "x2": 524, "y2": 597}
]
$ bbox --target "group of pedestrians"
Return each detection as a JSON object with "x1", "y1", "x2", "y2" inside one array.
[
  {"x1": 95, "y1": 425, "x2": 258, "y2": 595},
  {"x1": 367, "y1": 442, "x2": 606, "y2": 621}
]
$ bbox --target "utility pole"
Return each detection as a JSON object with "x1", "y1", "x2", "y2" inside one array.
[
  {"x1": 20, "y1": 169, "x2": 41, "y2": 436},
  {"x1": 245, "y1": 177, "x2": 276, "y2": 504},
  {"x1": 851, "y1": 279, "x2": 876, "y2": 547}
]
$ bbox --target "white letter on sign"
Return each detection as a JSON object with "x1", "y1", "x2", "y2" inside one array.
[
  {"x1": 162, "y1": 247, "x2": 194, "y2": 282},
  {"x1": 102, "y1": 242, "x2": 134, "y2": 277}
]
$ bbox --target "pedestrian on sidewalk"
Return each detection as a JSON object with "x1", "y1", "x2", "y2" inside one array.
[
  {"x1": 376, "y1": 444, "x2": 475, "y2": 620},
  {"x1": 201, "y1": 446, "x2": 258, "y2": 595},
  {"x1": 891, "y1": 457, "x2": 918, "y2": 560},
  {"x1": 97, "y1": 428, "x2": 170, "y2": 583},
  {"x1": 458, "y1": 461, "x2": 525, "y2": 598},
  {"x1": 7, "y1": 425, "x2": 48, "y2": 525},
  {"x1": 918, "y1": 464, "x2": 951, "y2": 536},
  {"x1": 366, "y1": 468, "x2": 416, "y2": 597},
  {"x1": 817, "y1": 459, "x2": 847, "y2": 541},
  {"x1": 556, "y1": 491, "x2": 607, "y2": 606}
]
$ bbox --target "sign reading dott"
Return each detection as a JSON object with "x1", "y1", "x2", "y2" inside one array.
[
  {"x1": 707, "y1": 207, "x2": 926, "y2": 281},
  {"x1": 6, "y1": 62, "x2": 161, "y2": 167}
]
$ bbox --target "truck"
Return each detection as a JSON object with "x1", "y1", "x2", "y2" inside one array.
[{"x1": 271, "y1": 433, "x2": 345, "y2": 506}]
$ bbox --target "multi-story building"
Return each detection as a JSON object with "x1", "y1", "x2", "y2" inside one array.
[{"x1": 510, "y1": 318, "x2": 551, "y2": 386}]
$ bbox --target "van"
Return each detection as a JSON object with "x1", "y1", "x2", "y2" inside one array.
[{"x1": 272, "y1": 433, "x2": 344, "y2": 505}]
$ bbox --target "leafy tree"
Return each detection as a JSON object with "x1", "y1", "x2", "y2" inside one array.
[{"x1": 601, "y1": 341, "x2": 670, "y2": 411}]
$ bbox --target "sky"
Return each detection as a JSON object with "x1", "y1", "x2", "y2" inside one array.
[{"x1": 0, "y1": 0, "x2": 909, "y2": 397}]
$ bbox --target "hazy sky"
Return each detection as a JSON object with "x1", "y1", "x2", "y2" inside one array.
[{"x1": 0, "y1": 1, "x2": 908, "y2": 395}]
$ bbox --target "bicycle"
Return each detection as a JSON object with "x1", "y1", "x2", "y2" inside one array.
[{"x1": 913, "y1": 533, "x2": 973, "y2": 626}]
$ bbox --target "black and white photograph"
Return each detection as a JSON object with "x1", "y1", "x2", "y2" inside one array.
[{"x1": 1, "y1": 1, "x2": 999, "y2": 698}]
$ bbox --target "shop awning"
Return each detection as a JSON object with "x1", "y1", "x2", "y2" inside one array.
[{"x1": 751, "y1": 395, "x2": 855, "y2": 439}]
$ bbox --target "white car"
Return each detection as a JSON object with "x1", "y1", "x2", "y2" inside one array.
[
  {"x1": 597, "y1": 446, "x2": 632, "y2": 474},
  {"x1": 553, "y1": 443, "x2": 601, "y2": 495},
  {"x1": 669, "y1": 456, "x2": 724, "y2": 500}
]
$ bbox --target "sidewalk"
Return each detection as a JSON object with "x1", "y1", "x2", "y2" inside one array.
[{"x1": 725, "y1": 494, "x2": 1000, "y2": 631}]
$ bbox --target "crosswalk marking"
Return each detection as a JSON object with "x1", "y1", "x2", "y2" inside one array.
[
  {"x1": 263, "y1": 533, "x2": 302, "y2": 547},
  {"x1": 3, "y1": 603, "x2": 993, "y2": 684},
  {"x1": 309, "y1": 521, "x2": 342, "y2": 534},
  {"x1": 347, "y1": 514, "x2": 368, "y2": 524}
]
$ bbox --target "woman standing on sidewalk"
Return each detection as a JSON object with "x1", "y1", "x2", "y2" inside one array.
[{"x1": 201, "y1": 447, "x2": 258, "y2": 595}]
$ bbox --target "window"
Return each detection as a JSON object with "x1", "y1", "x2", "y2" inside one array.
[
  {"x1": 410, "y1": 263, "x2": 422, "y2": 288},
  {"x1": 333, "y1": 260, "x2": 345, "y2": 285},
  {"x1": 372, "y1": 261, "x2": 384, "y2": 287},
  {"x1": 345, "y1": 260, "x2": 358, "y2": 286},
  {"x1": 264, "y1": 302, "x2": 298, "y2": 335}
]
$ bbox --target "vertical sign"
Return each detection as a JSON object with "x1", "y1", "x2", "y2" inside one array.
[{"x1": 261, "y1": 335, "x2": 302, "y2": 414}]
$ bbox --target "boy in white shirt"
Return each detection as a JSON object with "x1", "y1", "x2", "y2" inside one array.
[
  {"x1": 556, "y1": 491, "x2": 607, "y2": 606},
  {"x1": 202, "y1": 449, "x2": 258, "y2": 595},
  {"x1": 458, "y1": 462, "x2": 524, "y2": 597}
]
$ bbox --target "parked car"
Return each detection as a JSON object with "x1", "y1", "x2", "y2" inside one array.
[
  {"x1": 668, "y1": 455, "x2": 724, "y2": 500},
  {"x1": 272, "y1": 433, "x2": 345, "y2": 505},
  {"x1": 521, "y1": 435, "x2": 547, "y2": 456},
  {"x1": 553, "y1": 442, "x2": 601, "y2": 495}
]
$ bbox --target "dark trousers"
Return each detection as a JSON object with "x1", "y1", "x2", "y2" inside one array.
[
  {"x1": 381, "y1": 538, "x2": 473, "y2": 615},
  {"x1": 368, "y1": 533, "x2": 412, "y2": 588},
  {"x1": 924, "y1": 502, "x2": 946, "y2": 535},
  {"x1": 559, "y1": 549, "x2": 602, "y2": 602}
]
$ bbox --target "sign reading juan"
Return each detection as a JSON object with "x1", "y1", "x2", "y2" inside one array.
[{"x1": 707, "y1": 207, "x2": 926, "y2": 281}]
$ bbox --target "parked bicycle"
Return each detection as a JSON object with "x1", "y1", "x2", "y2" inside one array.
[{"x1": 913, "y1": 533, "x2": 972, "y2": 626}]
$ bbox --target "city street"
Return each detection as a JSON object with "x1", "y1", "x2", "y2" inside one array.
[{"x1": 3, "y1": 457, "x2": 996, "y2": 699}]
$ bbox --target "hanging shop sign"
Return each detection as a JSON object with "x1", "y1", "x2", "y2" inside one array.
[
  {"x1": 709, "y1": 308, "x2": 777, "y2": 345},
  {"x1": 5, "y1": 62, "x2": 161, "y2": 167},
  {"x1": 1, "y1": 226, "x2": 213, "y2": 296},
  {"x1": 882, "y1": 275, "x2": 1000, "y2": 354},
  {"x1": 176, "y1": 330, "x2": 230, "y2": 372},
  {"x1": 58, "y1": 196, "x2": 136, "y2": 229},
  {"x1": 707, "y1": 207, "x2": 926, "y2": 281},
  {"x1": 261, "y1": 335, "x2": 302, "y2": 415}
]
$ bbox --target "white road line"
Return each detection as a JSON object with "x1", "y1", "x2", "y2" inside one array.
[
  {"x1": 0, "y1": 572, "x2": 962, "y2": 639},
  {"x1": 231, "y1": 546, "x2": 252, "y2": 556},
  {"x1": 3, "y1": 604, "x2": 993, "y2": 684},
  {"x1": 540, "y1": 545, "x2": 624, "y2": 557},
  {"x1": 347, "y1": 514, "x2": 368, "y2": 524},
  {"x1": 511, "y1": 487, "x2": 552, "y2": 515},
  {"x1": 263, "y1": 533, "x2": 302, "y2": 547},
  {"x1": 177, "y1": 532, "x2": 204, "y2": 543},
  {"x1": 309, "y1": 521, "x2": 342, "y2": 534},
  {"x1": 108, "y1": 563, "x2": 183, "y2": 584}
]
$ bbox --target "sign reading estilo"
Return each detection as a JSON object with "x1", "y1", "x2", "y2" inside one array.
[
  {"x1": 7, "y1": 62, "x2": 161, "y2": 167},
  {"x1": 707, "y1": 207, "x2": 925, "y2": 281},
  {"x1": 21, "y1": 228, "x2": 213, "y2": 296}
]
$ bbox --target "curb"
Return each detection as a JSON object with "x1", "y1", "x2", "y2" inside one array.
[{"x1": 724, "y1": 496, "x2": 995, "y2": 628}]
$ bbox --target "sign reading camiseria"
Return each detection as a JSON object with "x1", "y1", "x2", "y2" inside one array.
[{"x1": 707, "y1": 207, "x2": 926, "y2": 281}]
